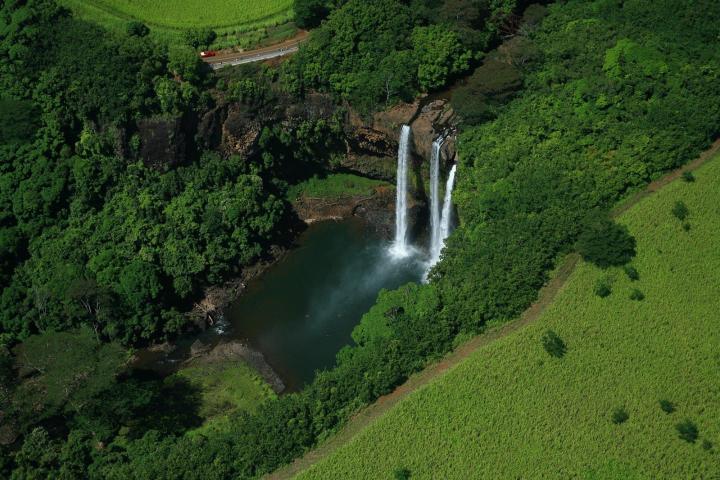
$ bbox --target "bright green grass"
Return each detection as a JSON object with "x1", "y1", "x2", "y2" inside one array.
[
  {"x1": 59, "y1": 0, "x2": 293, "y2": 47},
  {"x1": 298, "y1": 156, "x2": 720, "y2": 479},
  {"x1": 171, "y1": 360, "x2": 275, "y2": 437},
  {"x1": 287, "y1": 174, "x2": 389, "y2": 202}
]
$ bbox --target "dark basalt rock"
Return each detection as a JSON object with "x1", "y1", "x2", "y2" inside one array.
[
  {"x1": 196, "y1": 104, "x2": 227, "y2": 151},
  {"x1": 221, "y1": 106, "x2": 262, "y2": 158},
  {"x1": 137, "y1": 115, "x2": 187, "y2": 169}
]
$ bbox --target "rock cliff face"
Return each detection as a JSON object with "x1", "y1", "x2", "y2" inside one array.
[
  {"x1": 196, "y1": 104, "x2": 226, "y2": 152},
  {"x1": 343, "y1": 97, "x2": 458, "y2": 182},
  {"x1": 293, "y1": 185, "x2": 399, "y2": 237},
  {"x1": 221, "y1": 106, "x2": 262, "y2": 158},
  {"x1": 186, "y1": 91, "x2": 457, "y2": 184},
  {"x1": 137, "y1": 115, "x2": 188, "y2": 169}
]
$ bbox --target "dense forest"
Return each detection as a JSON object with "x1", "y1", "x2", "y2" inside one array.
[{"x1": 1, "y1": 0, "x2": 719, "y2": 477}]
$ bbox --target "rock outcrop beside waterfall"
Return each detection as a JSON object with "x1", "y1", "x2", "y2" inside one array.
[
  {"x1": 131, "y1": 89, "x2": 457, "y2": 189},
  {"x1": 344, "y1": 97, "x2": 459, "y2": 177}
]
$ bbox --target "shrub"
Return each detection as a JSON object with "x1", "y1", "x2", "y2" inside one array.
[
  {"x1": 676, "y1": 420, "x2": 699, "y2": 443},
  {"x1": 126, "y1": 21, "x2": 149, "y2": 37},
  {"x1": 682, "y1": 171, "x2": 696, "y2": 182},
  {"x1": 394, "y1": 468, "x2": 411, "y2": 480},
  {"x1": 659, "y1": 399, "x2": 675, "y2": 414},
  {"x1": 672, "y1": 201, "x2": 689, "y2": 221},
  {"x1": 682, "y1": 222, "x2": 691, "y2": 232},
  {"x1": 541, "y1": 330, "x2": 567, "y2": 358},
  {"x1": 624, "y1": 265, "x2": 639, "y2": 281},
  {"x1": 594, "y1": 278, "x2": 612, "y2": 298},
  {"x1": 576, "y1": 216, "x2": 636, "y2": 268},
  {"x1": 629, "y1": 289, "x2": 645, "y2": 301},
  {"x1": 184, "y1": 28, "x2": 217, "y2": 49},
  {"x1": 451, "y1": 59, "x2": 523, "y2": 125},
  {"x1": 612, "y1": 407, "x2": 629, "y2": 424},
  {"x1": 702, "y1": 440, "x2": 713, "y2": 451}
]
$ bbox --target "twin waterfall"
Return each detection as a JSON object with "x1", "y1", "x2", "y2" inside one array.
[{"x1": 391, "y1": 125, "x2": 457, "y2": 278}]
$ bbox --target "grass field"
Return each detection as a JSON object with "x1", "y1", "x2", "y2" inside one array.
[
  {"x1": 297, "y1": 155, "x2": 720, "y2": 479},
  {"x1": 170, "y1": 360, "x2": 275, "y2": 437},
  {"x1": 59, "y1": 0, "x2": 294, "y2": 48},
  {"x1": 287, "y1": 174, "x2": 389, "y2": 202}
]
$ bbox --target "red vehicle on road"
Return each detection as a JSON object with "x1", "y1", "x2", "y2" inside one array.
[{"x1": 200, "y1": 51, "x2": 217, "y2": 58}]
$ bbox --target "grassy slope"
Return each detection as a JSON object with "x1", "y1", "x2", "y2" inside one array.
[
  {"x1": 171, "y1": 361, "x2": 275, "y2": 437},
  {"x1": 298, "y1": 156, "x2": 720, "y2": 479},
  {"x1": 287, "y1": 174, "x2": 389, "y2": 202},
  {"x1": 59, "y1": 0, "x2": 293, "y2": 48}
]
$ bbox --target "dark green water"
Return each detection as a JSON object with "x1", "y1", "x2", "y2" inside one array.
[{"x1": 224, "y1": 218, "x2": 424, "y2": 390}]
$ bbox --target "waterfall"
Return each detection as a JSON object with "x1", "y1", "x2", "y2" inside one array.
[
  {"x1": 438, "y1": 163, "x2": 457, "y2": 252},
  {"x1": 428, "y1": 138, "x2": 443, "y2": 260},
  {"x1": 390, "y1": 125, "x2": 412, "y2": 258},
  {"x1": 426, "y1": 163, "x2": 457, "y2": 278}
]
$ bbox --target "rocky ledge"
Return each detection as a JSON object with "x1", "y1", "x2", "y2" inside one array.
[
  {"x1": 342, "y1": 97, "x2": 459, "y2": 181},
  {"x1": 187, "y1": 340, "x2": 285, "y2": 394}
]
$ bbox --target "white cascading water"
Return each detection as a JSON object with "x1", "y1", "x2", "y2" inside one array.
[
  {"x1": 438, "y1": 164, "x2": 457, "y2": 251},
  {"x1": 390, "y1": 125, "x2": 412, "y2": 258},
  {"x1": 428, "y1": 138, "x2": 443, "y2": 260},
  {"x1": 425, "y1": 163, "x2": 457, "y2": 279}
]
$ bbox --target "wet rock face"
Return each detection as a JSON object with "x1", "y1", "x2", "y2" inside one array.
[
  {"x1": 373, "y1": 98, "x2": 458, "y2": 163},
  {"x1": 137, "y1": 115, "x2": 187, "y2": 169},
  {"x1": 292, "y1": 186, "x2": 397, "y2": 238},
  {"x1": 345, "y1": 98, "x2": 458, "y2": 181},
  {"x1": 352, "y1": 188, "x2": 396, "y2": 238},
  {"x1": 340, "y1": 125, "x2": 399, "y2": 181},
  {"x1": 410, "y1": 99, "x2": 457, "y2": 162}
]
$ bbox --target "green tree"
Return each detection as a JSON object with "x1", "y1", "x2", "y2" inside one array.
[
  {"x1": 12, "y1": 328, "x2": 127, "y2": 426},
  {"x1": 294, "y1": 0, "x2": 328, "y2": 29},
  {"x1": 672, "y1": 201, "x2": 689, "y2": 221},
  {"x1": 676, "y1": 419, "x2": 699, "y2": 443},
  {"x1": 0, "y1": 98, "x2": 38, "y2": 144},
  {"x1": 611, "y1": 407, "x2": 629, "y2": 424},
  {"x1": 126, "y1": 21, "x2": 149, "y2": 37},
  {"x1": 541, "y1": 330, "x2": 566, "y2": 358},
  {"x1": 576, "y1": 216, "x2": 636, "y2": 268},
  {"x1": 167, "y1": 46, "x2": 204, "y2": 84},
  {"x1": 659, "y1": 399, "x2": 675, "y2": 414},
  {"x1": 183, "y1": 27, "x2": 216, "y2": 49},
  {"x1": 10, "y1": 427, "x2": 61, "y2": 478},
  {"x1": 412, "y1": 24, "x2": 472, "y2": 91},
  {"x1": 118, "y1": 260, "x2": 162, "y2": 310}
]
